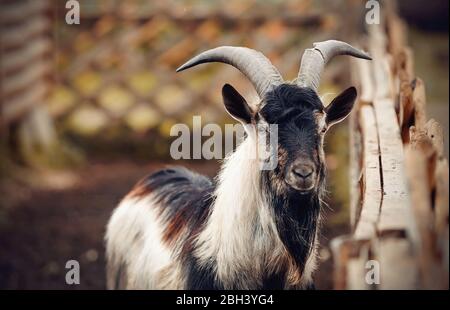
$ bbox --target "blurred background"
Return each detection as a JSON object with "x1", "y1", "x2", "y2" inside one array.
[{"x1": 0, "y1": 0, "x2": 448, "y2": 289}]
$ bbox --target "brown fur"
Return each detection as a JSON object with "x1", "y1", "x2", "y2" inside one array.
[
  {"x1": 162, "y1": 209, "x2": 189, "y2": 246},
  {"x1": 127, "y1": 178, "x2": 153, "y2": 199}
]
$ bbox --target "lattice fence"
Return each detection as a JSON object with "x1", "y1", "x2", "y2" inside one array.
[{"x1": 48, "y1": 0, "x2": 340, "y2": 148}]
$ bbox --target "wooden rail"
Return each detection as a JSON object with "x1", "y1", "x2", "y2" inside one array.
[
  {"x1": 1, "y1": 0, "x2": 52, "y2": 126},
  {"x1": 0, "y1": 0, "x2": 66, "y2": 168},
  {"x1": 332, "y1": 7, "x2": 449, "y2": 289}
]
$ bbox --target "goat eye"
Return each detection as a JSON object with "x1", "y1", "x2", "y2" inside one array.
[{"x1": 321, "y1": 127, "x2": 327, "y2": 134}]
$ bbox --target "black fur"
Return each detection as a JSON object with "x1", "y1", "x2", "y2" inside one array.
[
  {"x1": 261, "y1": 85, "x2": 323, "y2": 123},
  {"x1": 260, "y1": 84, "x2": 325, "y2": 280},
  {"x1": 184, "y1": 255, "x2": 221, "y2": 289},
  {"x1": 325, "y1": 86, "x2": 357, "y2": 125},
  {"x1": 262, "y1": 272, "x2": 287, "y2": 290},
  {"x1": 263, "y1": 179, "x2": 322, "y2": 275},
  {"x1": 222, "y1": 84, "x2": 253, "y2": 123},
  {"x1": 140, "y1": 167, "x2": 214, "y2": 225},
  {"x1": 262, "y1": 85, "x2": 324, "y2": 168}
]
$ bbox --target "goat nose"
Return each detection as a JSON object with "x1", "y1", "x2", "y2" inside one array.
[{"x1": 292, "y1": 165, "x2": 314, "y2": 179}]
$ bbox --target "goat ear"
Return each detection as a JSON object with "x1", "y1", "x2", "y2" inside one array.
[
  {"x1": 222, "y1": 84, "x2": 253, "y2": 124},
  {"x1": 325, "y1": 87, "x2": 357, "y2": 127}
]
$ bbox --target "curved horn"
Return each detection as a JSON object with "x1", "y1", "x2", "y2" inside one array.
[
  {"x1": 176, "y1": 46, "x2": 283, "y2": 99},
  {"x1": 296, "y1": 40, "x2": 371, "y2": 91}
]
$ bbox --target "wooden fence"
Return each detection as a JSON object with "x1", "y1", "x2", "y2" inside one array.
[
  {"x1": 0, "y1": 0, "x2": 67, "y2": 167},
  {"x1": 0, "y1": 0, "x2": 52, "y2": 126},
  {"x1": 332, "y1": 7, "x2": 449, "y2": 289}
]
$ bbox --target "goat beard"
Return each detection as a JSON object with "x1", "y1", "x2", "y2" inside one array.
[{"x1": 262, "y1": 172, "x2": 322, "y2": 275}]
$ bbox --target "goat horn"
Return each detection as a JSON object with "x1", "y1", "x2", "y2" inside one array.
[
  {"x1": 296, "y1": 40, "x2": 371, "y2": 91},
  {"x1": 176, "y1": 46, "x2": 284, "y2": 99}
]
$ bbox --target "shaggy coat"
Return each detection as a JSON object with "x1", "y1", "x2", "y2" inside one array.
[{"x1": 105, "y1": 85, "x2": 333, "y2": 290}]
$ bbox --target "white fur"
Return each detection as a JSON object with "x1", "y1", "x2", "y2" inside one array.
[
  {"x1": 105, "y1": 197, "x2": 184, "y2": 289},
  {"x1": 194, "y1": 135, "x2": 286, "y2": 289}
]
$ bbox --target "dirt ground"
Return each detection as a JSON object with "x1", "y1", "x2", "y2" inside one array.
[{"x1": 0, "y1": 160, "x2": 345, "y2": 290}]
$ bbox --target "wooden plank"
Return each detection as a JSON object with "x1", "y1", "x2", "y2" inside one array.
[
  {"x1": 440, "y1": 227, "x2": 449, "y2": 289},
  {"x1": 434, "y1": 158, "x2": 449, "y2": 240},
  {"x1": 346, "y1": 256, "x2": 369, "y2": 290},
  {"x1": 330, "y1": 235, "x2": 353, "y2": 290},
  {"x1": 367, "y1": 23, "x2": 412, "y2": 234},
  {"x1": 434, "y1": 166, "x2": 448, "y2": 286},
  {"x1": 348, "y1": 111, "x2": 362, "y2": 229},
  {"x1": 2, "y1": 82, "x2": 48, "y2": 124},
  {"x1": 331, "y1": 235, "x2": 373, "y2": 290},
  {"x1": 346, "y1": 242, "x2": 371, "y2": 290},
  {"x1": 1, "y1": 61, "x2": 51, "y2": 97},
  {"x1": 397, "y1": 49, "x2": 415, "y2": 142},
  {"x1": 353, "y1": 106, "x2": 382, "y2": 240},
  {"x1": 349, "y1": 50, "x2": 375, "y2": 228},
  {"x1": 373, "y1": 96, "x2": 411, "y2": 234},
  {"x1": 1, "y1": 15, "x2": 50, "y2": 50},
  {"x1": 386, "y1": 13, "x2": 407, "y2": 63},
  {"x1": 425, "y1": 120, "x2": 449, "y2": 288},
  {"x1": 1, "y1": 37, "x2": 52, "y2": 74},
  {"x1": 0, "y1": 1, "x2": 49, "y2": 25},
  {"x1": 412, "y1": 78, "x2": 427, "y2": 130},
  {"x1": 368, "y1": 24, "x2": 393, "y2": 101},
  {"x1": 354, "y1": 58, "x2": 375, "y2": 104},
  {"x1": 425, "y1": 119, "x2": 445, "y2": 158},
  {"x1": 375, "y1": 237, "x2": 418, "y2": 289},
  {"x1": 409, "y1": 126, "x2": 437, "y2": 189},
  {"x1": 404, "y1": 145, "x2": 443, "y2": 289},
  {"x1": 402, "y1": 48, "x2": 415, "y2": 79}
]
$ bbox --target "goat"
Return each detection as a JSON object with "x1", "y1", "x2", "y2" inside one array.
[{"x1": 105, "y1": 40, "x2": 371, "y2": 289}]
